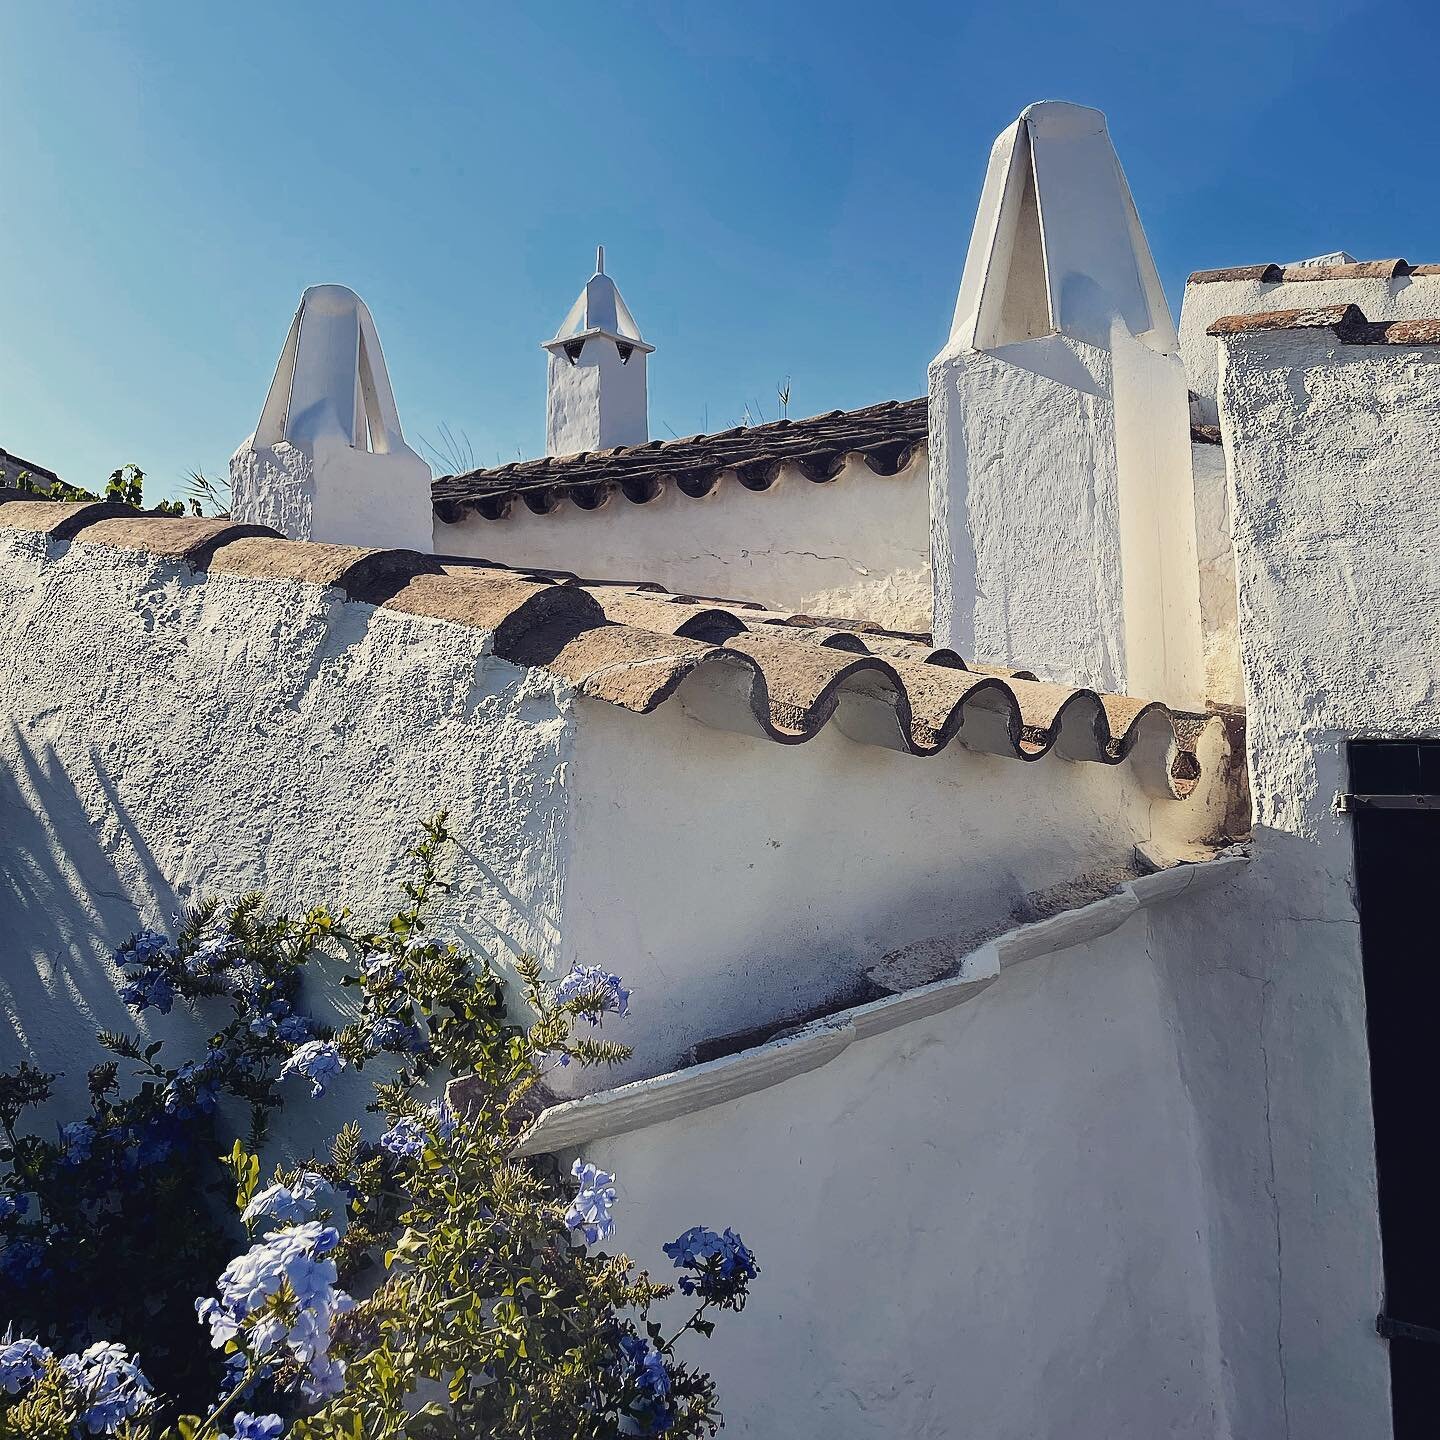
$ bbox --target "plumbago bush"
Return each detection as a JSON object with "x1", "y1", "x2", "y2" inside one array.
[{"x1": 0, "y1": 817, "x2": 758, "y2": 1439}]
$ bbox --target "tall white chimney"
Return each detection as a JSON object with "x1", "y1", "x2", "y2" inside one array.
[
  {"x1": 229, "y1": 284, "x2": 433, "y2": 552},
  {"x1": 543, "y1": 248, "x2": 653, "y2": 456},
  {"x1": 929, "y1": 102, "x2": 1204, "y2": 707}
]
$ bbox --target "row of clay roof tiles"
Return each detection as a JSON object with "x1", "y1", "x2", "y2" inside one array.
[
  {"x1": 1206, "y1": 303, "x2": 1440, "y2": 344},
  {"x1": 0, "y1": 496, "x2": 1211, "y2": 798},
  {"x1": 1189, "y1": 258, "x2": 1440, "y2": 285},
  {"x1": 431, "y1": 398, "x2": 928, "y2": 523},
  {"x1": 433, "y1": 397, "x2": 1233, "y2": 522}
]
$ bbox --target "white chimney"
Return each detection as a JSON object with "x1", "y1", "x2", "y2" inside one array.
[
  {"x1": 929, "y1": 102, "x2": 1204, "y2": 707},
  {"x1": 543, "y1": 247, "x2": 653, "y2": 456},
  {"x1": 230, "y1": 284, "x2": 433, "y2": 552}
]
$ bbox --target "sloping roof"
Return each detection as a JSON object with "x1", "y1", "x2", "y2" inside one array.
[
  {"x1": 1206, "y1": 304, "x2": 1440, "y2": 345},
  {"x1": 1188, "y1": 258, "x2": 1440, "y2": 285},
  {"x1": 0, "y1": 499, "x2": 1217, "y2": 798},
  {"x1": 431, "y1": 398, "x2": 929, "y2": 524},
  {"x1": 0, "y1": 448, "x2": 63, "y2": 488}
]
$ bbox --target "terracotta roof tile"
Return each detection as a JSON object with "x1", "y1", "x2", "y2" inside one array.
[
  {"x1": 1188, "y1": 258, "x2": 1428, "y2": 285},
  {"x1": 1206, "y1": 303, "x2": 1440, "y2": 345},
  {"x1": 431, "y1": 398, "x2": 928, "y2": 524},
  {"x1": 0, "y1": 499, "x2": 1218, "y2": 798}
]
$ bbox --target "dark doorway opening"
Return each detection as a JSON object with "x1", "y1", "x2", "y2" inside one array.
[{"x1": 1350, "y1": 739, "x2": 1440, "y2": 1435}]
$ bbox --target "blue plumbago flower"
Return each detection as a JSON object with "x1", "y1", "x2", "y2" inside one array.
[
  {"x1": 279, "y1": 1040, "x2": 345, "y2": 1098},
  {"x1": 118, "y1": 967, "x2": 175, "y2": 1015},
  {"x1": 57, "y1": 1342, "x2": 155, "y2": 1434},
  {"x1": 163, "y1": 1048, "x2": 228, "y2": 1116},
  {"x1": 553, "y1": 964, "x2": 631, "y2": 1025},
  {"x1": 196, "y1": 1222, "x2": 352, "y2": 1398},
  {"x1": 276, "y1": 1013, "x2": 315, "y2": 1044},
  {"x1": 226, "y1": 1412, "x2": 284, "y2": 1440},
  {"x1": 0, "y1": 1336, "x2": 52, "y2": 1395},
  {"x1": 114, "y1": 928, "x2": 170, "y2": 968},
  {"x1": 380, "y1": 1117, "x2": 428, "y2": 1161},
  {"x1": 193, "y1": 933, "x2": 236, "y2": 969},
  {"x1": 0, "y1": 1193, "x2": 29, "y2": 1221},
  {"x1": 564, "y1": 1159, "x2": 618, "y2": 1245},
  {"x1": 619, "y1": 1333, "x2": 673, "y2": 1434},
  {"x1": 299, "y1": 1352, "x2": 346, "y2": 1404},
  {"x1": 368, "y1": 1017, "x2": 426, "y2": 1055},
  {"x1": 663, "y1": 1226, "x2": 759, "y2": 1303},
  {"x1": 403, "y1": 932, "x2": 434, "y2": 955},
  {"x1": 242, "y1": 1172, "x2": 330, "y2": 1227},
  {"x1": 59, "y1": 1120, "x2": 95, "y2": 1165}
]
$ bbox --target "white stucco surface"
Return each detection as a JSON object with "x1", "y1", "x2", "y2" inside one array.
[
  {"x1": 435, "y1": 451, "x2": 934, "y2": 633},
  {"x1": 1180, "y1": 270, "x2": 1440, "y2": 424},
  {"x1": 589, "y1": 911, "x2": 1229, "y2": 1439},
  {"x1": 0, "y1": 529, "x2": 572, "y2": 1135},
  {"x1": 557, "y1": 685, "x2": 1232, "y2": 1091},
  {"x1": 1179, "y1": 321, "x2": 1440, "y2": 1439},
  {"x1": 1190, "y1": 438, "x2": 1242, "y2": 707}
]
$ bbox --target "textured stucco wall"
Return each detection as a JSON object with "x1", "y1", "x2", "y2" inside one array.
[
  {"x1": 1166, "y1": 325, "x2": 1440, "y2": 1440},
  {"x1": 1191, "y1": 438, "x2": 1242, "y2": 708},
  {"x1": 557, "y1": 686, "x2": 1233, "y2": 1092},
  {"x1": 1180, "y1": 271, "x2": 1440, "y2": 424},
  {"x1": 928, "y1": 332, "x2": 1204, "y2": 705},
  {"x1": 587, "y1": 912, "x2": 1229, "y2": 1439},
  {"x1": 433, "y1": 452, "x2": 933, "y2": 634},
  {"x1": 0, "y1": 529, "x2": 573, "y2": 1141}
]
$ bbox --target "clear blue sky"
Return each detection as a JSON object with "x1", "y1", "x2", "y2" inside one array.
[{"x1": 2, "y1": 0, "x2": 1435, "y2": 498}]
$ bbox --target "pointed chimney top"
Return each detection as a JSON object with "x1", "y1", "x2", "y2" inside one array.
[
  {"x1": 544, "y1": 250, "x2": 654, "y2": 354},
  {"x1": 950, "y1": 100, "x2": 1177, "y2": 356}
]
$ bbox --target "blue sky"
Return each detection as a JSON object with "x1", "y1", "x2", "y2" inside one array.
[{"x1": 2, "y1": 0, "x2": 1435, "y2": 499}]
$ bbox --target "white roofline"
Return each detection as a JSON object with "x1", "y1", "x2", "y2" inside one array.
[{"x1": 508, "y1": 853, "x2": 1249, "y2": 1155}]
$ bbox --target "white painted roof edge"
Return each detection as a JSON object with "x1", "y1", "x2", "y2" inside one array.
[{"x1": 513, "y1": 853, "x2": 1249, "y2": 1156}]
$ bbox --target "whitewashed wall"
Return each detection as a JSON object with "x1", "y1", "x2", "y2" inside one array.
[
  {"x1": 1191, "y1": 437, "x2": 1242, "y2": 708},
  {"x1": 558, "y1": 688, "x2": 1232, "y2": 1092},
  {"x1": 0, "y1": 530, "x2": 574, "y2": 1143},
  {"x1": 588, "y1": 911, "x2": 1228, "y2": 1439},
  {"x1": 1180, "y1": 270, "x2": 1440, "y2": 424},
  {"x1": 434, "y1": 452, "x2": 933, "y2": 634},
  {"x1": 1165, "y1": 319, "x2": 1440, "y2": 1440},
  {"x1": 0, "y1": 525, "x2": 1229, "y2": 1120}
]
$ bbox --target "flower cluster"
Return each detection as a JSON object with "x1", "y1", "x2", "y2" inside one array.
[
  {"x1": 379, "y1": 1116, "x2": 429, "y2": 1161},
  {"x1": 0, "y1": 1335, "x2": 49, "y2": 1394},
  {"x1": 241, "y1": 1172, "x2": 329, "y2": 1227},
  {"x1": 225, "y1": 1413, "x2": 284, "y2": 1440},
  {"x1": 662, "y1": 1226, "x2": 759, "y2": 1307},
  {"x1": 619, "y1": 1333, "x2": 673, "y2": 1435},
  {"x1": 553, "y1": 963, "x2": 631, "y2": 1025},
  {"x1": 196, "y1": 1222, "x2": 352, "y2": 1403},
  {"x1": 278, "y1": 1041, "x2": 345, "y2": 1098},
  {"x1": 0, "y1": 1337, "x2": 155, "y2": 1433},
  {"x1": 564, "y1": 1160, "x2": 618, "y2": 1245},
  {"x1": 59, "y1": 1342, "x2": 157, "y2": 1434}
]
